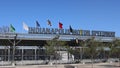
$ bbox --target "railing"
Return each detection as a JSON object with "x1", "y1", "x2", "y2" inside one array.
[{"x1": 0, "y1": 33, "x2": 116, "y2": 41}]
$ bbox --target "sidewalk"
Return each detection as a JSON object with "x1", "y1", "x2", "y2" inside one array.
[{"x1": 0, "y1": 62, "x2": 119, "y2": 68}]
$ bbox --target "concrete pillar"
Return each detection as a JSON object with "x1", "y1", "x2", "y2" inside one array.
[{"x1": 35, "y1": 48, "x2": 36, "y2": 60}]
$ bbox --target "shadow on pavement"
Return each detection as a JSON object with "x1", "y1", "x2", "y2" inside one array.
[{"x1": 99, "y1": 65, "x2": 120, "y2": 68}]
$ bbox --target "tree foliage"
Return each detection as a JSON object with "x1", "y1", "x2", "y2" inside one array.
[{"x1": 45, "y1": 40, "x2": 67, "y2": 60}]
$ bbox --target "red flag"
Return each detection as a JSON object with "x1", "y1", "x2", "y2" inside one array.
[{"x1": 59, "y1": 22, "x2": 63, "y2": 29}]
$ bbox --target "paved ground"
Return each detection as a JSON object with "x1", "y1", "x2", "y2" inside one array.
[{"x1": 0, "y1": 62, "x2": 119, "y2": 68}]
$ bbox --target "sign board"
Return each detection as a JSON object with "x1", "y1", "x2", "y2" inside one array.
[{"x1": 28, "y1": 27, "x2": 115, "y2": 37}]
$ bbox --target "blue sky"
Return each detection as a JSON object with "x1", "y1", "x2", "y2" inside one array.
[{"x1": 0, "y1": 0, "x2": 120, "y2": 36}]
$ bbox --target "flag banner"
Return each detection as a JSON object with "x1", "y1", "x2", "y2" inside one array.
[
  {"x1": 69, "y1": 25, "x2": 73, "y2": 33},
  {"x1": 36, "y1": 21, "x2": 40, "y2": 27},
  {"x1": 23, "y1": 22, "x2": 29, "y2": 31},
  {"x1": 47, "y1": 20, "x2": 52, "y2": 26},
  {"x1": 10, "y1": 24, "x2": 15, "y2": 32},
  {"x1": 59, "y1": 22, "x2": 63, "y2": 29}
]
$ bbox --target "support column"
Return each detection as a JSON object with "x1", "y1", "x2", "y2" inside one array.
[
  {"x1": 8, "y1": 46, "x2": 10, "y2": 61},
  {"x1": 35, "y1": 48, "x2": 36, "y2": 60},
  {"x1": 12, "y1": 40, "x2": 15, "y2": 66},
  {"x1": 22, "y1": 46, "x2": 23, "y2": 61}
]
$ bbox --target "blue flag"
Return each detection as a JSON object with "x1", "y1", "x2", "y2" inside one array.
[
  {"x1": 69, "y1": 25, "x2": 73, "y2": 33},
  {"x1": 36, "y1": 21, "x2": 40, "y2": 27}
]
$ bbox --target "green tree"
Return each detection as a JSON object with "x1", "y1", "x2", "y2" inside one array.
[
  {"x1": 111, "y1": 39, "x2": 120, "y2": 66},
  {"x1": 45, "y1": 40, "x2": 67, "y2": 62},
  {"x1": 78, "y1": 40, "x2": 86, "y2": 61},
  {"x1": 98, "y1": 42, "x2": 106, "y2": 59},
  {"x1": 45, "y1": 40, "x2": 57, "y2": 61},
  {"x1": 85, "y1": 37, "x2": 100, "y2": 68}
]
